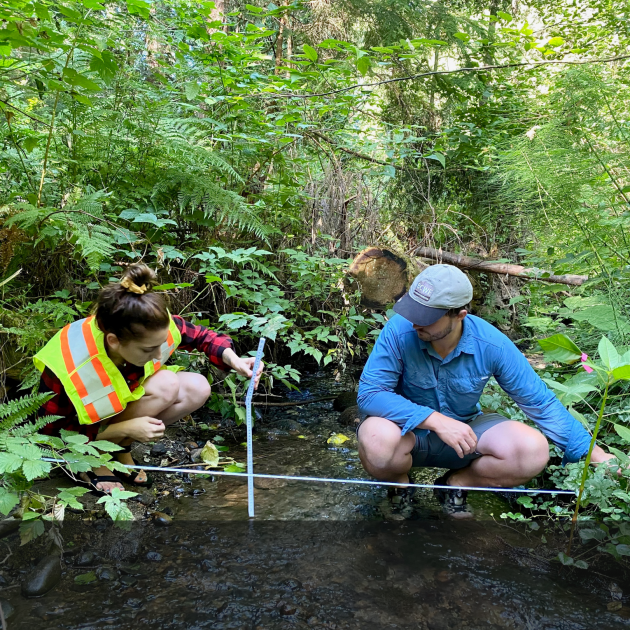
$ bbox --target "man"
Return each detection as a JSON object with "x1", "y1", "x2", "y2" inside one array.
[{"x1": 357, "y1": 264, "x2": 613, "y2": 516}]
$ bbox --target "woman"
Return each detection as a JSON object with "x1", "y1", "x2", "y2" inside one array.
[{"x1": 34, "y1": 264, "x2": 263, "y2": 494}]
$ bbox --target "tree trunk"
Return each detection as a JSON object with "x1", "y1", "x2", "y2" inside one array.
[
  {"x1": 275, "y1": 2, "x2": 288, "y2": 74},
  {"x1": 413, "y1": 247, "x2": 588, "y2": 286}
]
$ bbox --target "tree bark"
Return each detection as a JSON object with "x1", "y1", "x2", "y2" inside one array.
[{"x1": 413, "y1": 247, "x2": 587, "y2": 286}]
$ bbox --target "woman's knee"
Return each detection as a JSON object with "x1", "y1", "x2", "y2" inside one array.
[
  {"x1": 145, "y1": 370, "x2": 180, "y2": 406},
  {"x1": 182, "y1": 373, "x2": 211, "y2": 408}
]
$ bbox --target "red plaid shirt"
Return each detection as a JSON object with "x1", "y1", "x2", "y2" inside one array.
[{"x1": 39, "y1": 315, "x2": 233, "y2": 440}]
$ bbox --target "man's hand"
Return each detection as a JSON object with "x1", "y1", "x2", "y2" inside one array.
[
  {"x1": 222, "y1": 348, "x2": 264, "y2": 389},
  {"x1": 422, "y1": 411, "x2": 477, "y2": 459},
  {"x1": 124, "y1": 417, "x2": 166, "y2": 443},
  {"x1": 590, "y1": 445, "x2": 616, "y2": 465}
]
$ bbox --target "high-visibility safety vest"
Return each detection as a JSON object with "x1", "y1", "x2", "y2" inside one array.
[{"x1": 34, "y1": 315, "x2": 182, "y2": 425}]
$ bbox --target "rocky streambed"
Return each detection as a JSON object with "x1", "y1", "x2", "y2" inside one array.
[{"x1": 1, "y1": 371, "x2": 630, "y2": 628}]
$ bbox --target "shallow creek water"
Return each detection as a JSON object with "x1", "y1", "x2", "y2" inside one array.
[{"x1": 6, "y1": 373, "x2": 630, "y2": 628}]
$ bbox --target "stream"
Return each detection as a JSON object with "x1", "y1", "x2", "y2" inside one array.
[{"x1": 4, "y1": 372, "x2": 630, "y2": 628}]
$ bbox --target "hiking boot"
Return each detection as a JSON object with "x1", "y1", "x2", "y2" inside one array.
[
  {"x1": 387, "y1": 485, "x2": 417, "y2": 515},
  {"x1": 434, "y1": 471, "x2": 473, "y2": 518}
]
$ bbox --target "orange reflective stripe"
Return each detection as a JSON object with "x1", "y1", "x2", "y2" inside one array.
[
  {"x1": 84, "y1": 403, "x2": 100, "y2": 423},
  {"x1": 167, "y1": 329, "x2": 174, "y2": 346},
  {"x1": 70, "y1": 372, "x2": 88, "y2": 399},
  {"x1": 82, "y1": 317, "x2": 99, "y2": 357},
  {"x1": 60, "y1": 325, "x2": 75, "y2": 373},
  {"x1": 108, "y1": 391, "x2": 124, "y2": 414},
  {"x1": 91, "y1": 356, "x2": 111, "y2": 388},
  {"x1": 153, "y1": 361, "x2": 161, "y2": 371}
]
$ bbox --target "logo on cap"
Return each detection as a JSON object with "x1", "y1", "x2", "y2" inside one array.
[{"x1": 412, "y1": 280, "x2": 434, "y2": 303}]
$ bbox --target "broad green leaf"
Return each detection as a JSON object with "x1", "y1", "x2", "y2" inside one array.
[
  {"x1": 356, "y1": 56, "x2": 370, "y2": 76},
  {"x1": 0, "y1": 452, "x2": 23, "y2": 473},
  {"x1": 557, "y1": 552, "x2": 574, "y2": 565},
  {"x1": 302, "y1": 44, "x2": 318, "y2": 62},
  {"x1": 223, "y1": 464, "x2": 243, "y2": 472},
  {"x1": 497, "y1": 10, "x2": 512, "y2": 21},
  {"x1": 185, "y1": 82, "x2": 200, "y2": 100},
  {"x1": 613, "y1": 424, "x2": 630, "y2": 443},
  {"x1": 537, "y1": 334, "x2": 581, "y2": 363},
  {"x1": 612, "y1": 365, "x2": 630, "y2": 381},
  {"x1": 598, "y1": 337, "x2": 618, "y2": 369},
  {"x1": 426, "y1": 153, "x2": 445, "y2": 168},
  {"x1": 19, "y1": 518, "x2": 45, "y2": 546},
  {"x1": 0, "y1": 489, "x2": 19, "y2": 516},
  {"x1": 548, "y1": 36, "x2": 564, "y2": 47},
  {"x1": 571, "y1": 306, "x2": 630, "y2": 333},
  {"x1": 608, "y1": 446, "x2": 629, "y2": 464},
  {"x1": 22, "y1": 459, "x2": 51, "y2": 481}
]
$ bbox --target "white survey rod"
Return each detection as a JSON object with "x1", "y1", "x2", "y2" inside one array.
[{"x1": 246, "y1": 338, "x2": 266, "y2": 518}]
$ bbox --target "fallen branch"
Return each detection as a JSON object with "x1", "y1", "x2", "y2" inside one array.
[
  {"x1": 413, "y1": 247, "x2": 588, "y2": 286},
  {"x1": 236, "y1": 396, "x2": 337, "y2": 407}
]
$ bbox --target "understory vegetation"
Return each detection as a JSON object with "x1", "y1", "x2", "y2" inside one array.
[{"x1": 1, "y1": 0, "x2": 630, "y2": 564}]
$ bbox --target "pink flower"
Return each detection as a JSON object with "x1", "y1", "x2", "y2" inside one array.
[{"x1": 581, "y1": 353, "x2": 593, "y2": 373}]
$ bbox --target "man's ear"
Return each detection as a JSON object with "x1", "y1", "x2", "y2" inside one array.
[{"x1": 458, "y1": 309, "x2": 468, "y2": 321}]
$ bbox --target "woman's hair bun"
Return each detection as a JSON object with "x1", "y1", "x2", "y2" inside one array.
[{"x1": 121, "y1": 264, "x2": 158, "y2": 290}]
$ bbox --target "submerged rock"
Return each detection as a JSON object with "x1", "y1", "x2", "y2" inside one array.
[
  {"x1": 96, "y1": 567, "x2": 117, "y2": 581},
  {"x1": 338, "y1": 405, "x2": 360, "y2": 427},
  {"x1": 74, "y1": 551, "x2": 96, "y2": 567},
  {"x1": 146, "y1": 551, "x2": 162, "y2": 562},
  {"x1": 153, "y1": 512, "x2": 172, "y2": 526},
  {"x1": 21, "y1": 553, "x2": 62, "y2": 597},
  {"x1": 333, "y1": 391, "x2": 357, "y2": 412}
]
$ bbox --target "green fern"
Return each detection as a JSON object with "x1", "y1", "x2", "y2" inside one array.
[
  {"x1": 152, "y1": 170, "x2": 273, "y2": 240},
  {"x1": 6, "y1": 191, "x2": 119, "y2": 272}
]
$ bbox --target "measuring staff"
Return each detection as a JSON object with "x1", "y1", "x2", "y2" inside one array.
[
  {"x1": 356, "y1": 265, "x2": 615, "y2": 517},
  {"x1": 34, "y1": 263, "x2": 263, "y2": 495}
]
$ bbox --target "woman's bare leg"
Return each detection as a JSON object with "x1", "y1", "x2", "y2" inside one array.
[{"x1": 88, "y1": 371, "x2": 211, "y2": 492}]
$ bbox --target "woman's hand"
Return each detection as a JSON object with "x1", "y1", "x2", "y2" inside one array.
[
  {"x1": 222, "y1": 348, "x2": 264, "y2": 389},
  {"x1": 123, "y1": 416, "x2": 166, "y2": 443}
]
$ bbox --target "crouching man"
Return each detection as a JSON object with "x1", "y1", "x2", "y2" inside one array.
[{"x1": 357, "y1": 264, "x2": 614, "y2": 516}]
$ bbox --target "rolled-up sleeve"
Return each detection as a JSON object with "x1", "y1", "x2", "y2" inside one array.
[
  {"x1": 493, "y1": 339, "x2": 592, "y2": 463},
  {"x1": 357, "y1": 324, "x2": 434, "y2": 434}
]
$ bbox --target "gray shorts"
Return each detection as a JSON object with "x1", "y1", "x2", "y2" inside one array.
[{"x1": 357, "y1": 412, "x2": 510, "y2": 470}]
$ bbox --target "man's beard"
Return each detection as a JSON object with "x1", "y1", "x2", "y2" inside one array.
[{"x1": 415, "y1": 318, "x2": 457, "y2": 342}]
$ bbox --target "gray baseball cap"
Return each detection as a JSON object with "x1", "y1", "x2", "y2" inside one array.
[{"x1": 393, "y1": 264, "x2": 473, "y2": 326}]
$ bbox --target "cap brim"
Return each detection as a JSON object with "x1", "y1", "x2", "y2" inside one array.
[{"x1": 392, "y1": 293, "x2": 447, "y2": 326}]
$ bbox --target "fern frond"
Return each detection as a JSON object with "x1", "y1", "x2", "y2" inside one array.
[{"x1": 0, "y1": 393, "x2": 53, "y2": 433}]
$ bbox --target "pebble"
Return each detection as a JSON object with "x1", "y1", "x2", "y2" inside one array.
[
  {"x1": 130, "y1": 493, "x2": 154, "y2": 506},
  {"x1": 119, "y1": 575, "x2": 137, "y2": 587},
  {"x1": 277, "y1": 601, "x2": 297, "y2": 616},
  {"x1": 21, "y1": 554, "x2": 62, "y2": 598},
  {"x1": 97, "y1": 567, "x2": 118, "y2": 581},
  {"x1": 190, "y1": 448, "x2": 203, "y2": 463},
  {"x1": 150, "y1": 443, "x2": 168, "y2": 457},
  {"x1": 200, "y1": 559, "x2": 214, "y2": 572},
  {"x1": 146, "y1": 551, "x2": 162, "y2": 562},
  {"x1": 0, "y1": 600, "x2": 14, "y2": 620},
  {"x1": 153, "y1": 512, "x2": 172, "y2": 526},
  {"x1": 282, "y1": 578, "x2": 302, "y2": 591},
  {"x1": 75, "y1": 551, "x2": 96, "y2": 566},
  {"x1": 184, "y1": 441, "x2": 198, "y2": 449}
]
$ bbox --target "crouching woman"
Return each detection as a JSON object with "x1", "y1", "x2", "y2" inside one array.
[{"x1": 34, "y1": 264, "x2": 263, "y2": 494}]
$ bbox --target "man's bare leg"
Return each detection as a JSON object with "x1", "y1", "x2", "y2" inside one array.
[
  {"x1": 358, "y1": 416, "x2": 550, "y2": 488},
  {"x1": 448, "y1": 421, "x2": 549, "y2": 488},
  {"x1": 358, "y1": 417, "x2": 416, "y2": 484}
]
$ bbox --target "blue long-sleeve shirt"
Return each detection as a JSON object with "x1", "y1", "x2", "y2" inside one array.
[{"x1": 357, "y1": 314, "x2": 591, "y2": 463}]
